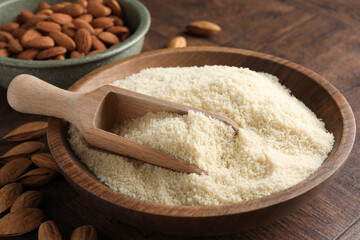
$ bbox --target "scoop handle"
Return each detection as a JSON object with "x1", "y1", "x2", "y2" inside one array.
[{"x1": 7, "y1": 74, "x2": 81, "y2": 127}]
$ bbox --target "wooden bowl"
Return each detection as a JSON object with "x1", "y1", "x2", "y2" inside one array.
[{"x1": 47, "y1": 47, "x2": 356, "y2": 236}]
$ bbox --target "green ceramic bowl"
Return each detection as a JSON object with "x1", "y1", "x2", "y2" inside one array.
[{"x1": 0, "y1": 0, "x2": 150, "y2": 88}]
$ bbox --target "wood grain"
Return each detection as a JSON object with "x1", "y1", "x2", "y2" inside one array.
[{"x1": 1, "y1": 0, "x2": 360, "y2": 239}]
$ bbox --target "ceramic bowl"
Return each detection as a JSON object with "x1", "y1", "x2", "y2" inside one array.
[
  {"x1": 0, "y1": 0, "x2": 150, "y2": 88},
  {"x1": 47, "y1": 47, "x2": 356, "y2": 236}
]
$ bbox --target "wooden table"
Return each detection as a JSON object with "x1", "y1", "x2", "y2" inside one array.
[{"x1": 1, "y1": 0, "x2": 359, "y2": 239}]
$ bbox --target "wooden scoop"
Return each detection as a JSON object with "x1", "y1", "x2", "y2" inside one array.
[{"x1": 7, "y1": 74, "x2": 239, "y2": 175}]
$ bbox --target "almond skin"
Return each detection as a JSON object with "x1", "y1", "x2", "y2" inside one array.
[
  {"x1": 7, "y1": 39, "x2": 23, "y2": 53},
  {"x1": 0, "y1": 183, "x2": 23, "y2": 214},
  {"x1": 87, "y1": 2, "x2": 111, "y2": 17},
  {"x1": 25, "y1": 36, "x2": 55, "y2": 49},
  {"x1": 49, "y1": 31, "x2": 76, "y2": 51},
  {"x1": 11, "y1": 28, "x2": 27, "y2": 39},
  {"x1": 17, "y1": 49, "x2": 40, "y2": 60},
  {"x1": 10, "y1": 190, "x2": 43, "y2": 213},
  {"x1": 0, "y1": 41, "x2": 7, "y2": 48},
  {"x1": 15, "y1": 168, "x2": 56, "y2": 187},
  {"x1": 48, "y1": 13, "x2": 73, "y2": 25},
  {"x1": 55, "y1": 54, "x2": 65, "y2": 60},
  {"x1": 167, "y1": 36, "x2": 187, "y2": 48},
  {"x1": 186, "y1": 20, "x2": 221, "y2": 36},
  {"x1": 107, "y1": 26, "x2": 128, "y2": 35},
  {"x1": 70, "y1": 225, "x2": 97, "y2": 240},
  {"x1": 105, "y1": 0, "x2": 122, "y2": 17},
  {"x1": 0, "y1": 158, "x2": 32, "y2": 186},
  {"x1": 73, "y1": 19, "x2": 95, "y2": 34},
  {"x1": 98, "y1": 31, "x2": 119, "y2": 44},
  {"x1": 62, "y1": 23, "x2": 76, "y2": 38},
  {"x1": 37, "y1": 2, "x2": 51, "y2": 12},
  {"x1": 70, "y1": 50, "x2": 84, "y2": 58},
  {"x1": 74, "y1": 28, "x2": 92, "y2": 53},
  {"x1": 109, "y1": 15, "x2": 123, "y2": 26},
  {"x1": 21, "y1": 29, "x2": 42, "y2": 47},
  {"x1": 38, "y1": 220, "x2": 62, "y2": 240},
  {"x1": 0, "y1": 141, "x2": 45, "y2": 162},
  {"x1": 0, "y1": 22, "x2": 19, "y2": 32},
  {"x1": 0, "y1": 31, "x2": 14, "y2": 43},
  {"x1": 0, "y1": 208, "x2": 44, "y2": 237},
  {"x1": 60, "y1": 3, "x2": 84, "y2": 17},
  {"x1": 36, "y1": 21, "x2": 61, "y2": 32},
  {"x1": 36, "y1": 46, "x2": 67, "y2": 60},
  {"x1": 2, "y1": 121, "x2": 48, "y2": 142},
  {"x1": 90, "y1": 17, "x2": 114, "y2": 29},
  {"x1": 91, "y1": 35, "x2": 106, "y2": 50},
  {"x1": 16, "y1": 10, "x2": 35, "y2": 24},
  {"x1": 21, "y1": 14, "x2": 48, "y2": 29},
  {"x1": 77, "y1": 14, "x2": 93, "y2": 23},
  {"x1": 31, "y1": 153, "x2": 60, "y2": 172}
]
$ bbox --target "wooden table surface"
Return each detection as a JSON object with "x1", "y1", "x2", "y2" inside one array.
[{"x1": 1, "y1": 0, "x2": 359, "y2": 239}]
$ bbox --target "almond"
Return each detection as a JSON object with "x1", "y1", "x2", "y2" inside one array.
[
  {"x1": 107, "y1": 26, "x2": 128, "y2": 35},
  {"x1": 51, "y1": 3, "x2": 65, "y2": 13},
  {"x1": 21, "y1": 14, "x2": 48, "y2": 29},
  {"x1": 74, "y1": 28, "x2": 92, "y2": 53},
  {"x1": 55, "y1": 54, "x2": 65, "y2": 60},
  {"x1": 10, "y1": 191, "x2": 43, "y2": 213},
  {"x1": 37, "y1": 2, "x2": 51, "y2": 12},
  {"x1": 70, "y1": 225, "x2": 97, "y2": 240},
  {"x1": 49, "y1": 31, "x2": 76, "y2": 51},
  {"x1": 105, "y1": 0, "x2": 122, "y2": 17},
  {"x1": 21, "y1": 29, "x2": 42, "y2": 47},
  {"x1": 25, "y1": 36, "x2": 55, "y2": 49},
  {"x1": 62, "y1": 23, "x2": 76, "y2": 38},
  {"x1": 0, "y1": 49, "x2": 9, "y2": 57},
  {"x1": 31, "y1": 153, "x2": 60, "y2": 172},
  {"x1": 88, "y1": 49, "x2": 103, "y2": 55},
  {"x1": 16, "y1": 10, "x2": 35, "y2": 24},
  {"x1": 11, "y1": 28, "x2": 27, "y2": 39},
  {"x1": 38, "y1": 220, "x2": 62, "y2": 240},
  {"x1": 167, "y1": 36, "x2": 187, "y2": 48},
  {"x1": 37, "y1": 9, "x2": 54, "y2": 16},
  {"x1": 109, "y1": 15, "x2": 123, "y2": 26},
  {"x1": 48, "y1": 13, "x2": 73, "y2": 25},
  {"x1": 186, "y1": 20, "x2": 221, "y2": 36},
  {"x1": 36, "y1": 21, "x2": 61, "y2": 32},
  {"x1": 91, "y1": 35, "x2": 106, "y2": 50},
  {"x1": 88, "y1": 2, "x2": 111, "y2": 17},
  {"x1": 36, "y1": 46, "x2": 67, "y2": 60},
  {"x1": 7, "y1": 39, "x2": 23, "y2": 53},
  {"x1": 0, "y1": 141, "x2": 45, "y2": 162},
  {"x1": 77, "y1": 14, "x2": 93, "y2": 23},
  {"x1": 17, "y1": 49, "x2": 40, "y2": 60},
  {"x1": 0, "y1": 158, "x2": 32, "y2": 186},
  {"x1": 98, "y1": 31, "x2": 119, "y2": 44},
  {"x1": 94, "y1": 28, "x2": 103, "y2": 35},
  {"x1": 73, "y1": 19, "x2": 95, "y2": 34},
  {"x1": 61, "y1": 3, "x2": 84, "y2": 17},
  {"x1": 15, "y1": 168, "x2": 56, "y2": 187},
  {"x1": 0, "y1": 183, "x2": 23, "y2": 214},
  {"x1": 90, "y1": 17, "x2": 114, "y2": 29},
  {"x1": 0, "y1": 31, "x2": 14, "y2": 42},
  {"x1": 70, "y1": 50, "x2": 84, "y2": 58},
  {"x1": 0, "y1": 41, "x2": 7, "y2": 48},
  {"x1": 3, "y1": 121, "x2": 48, "y2": 142},
  {"x1": 0, "y1": 208, "x2": 44, "y2": 237},
  {"x1": 0, "y1": 22, "x2": 19, "y2": 32},
  {"x1": 75, "y1": 0, "x2": 88, "y2": 8}
]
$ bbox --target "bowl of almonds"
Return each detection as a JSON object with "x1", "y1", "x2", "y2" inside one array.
[{"x1": 0, "y1": 0, "x2": 150, "y2": 88}]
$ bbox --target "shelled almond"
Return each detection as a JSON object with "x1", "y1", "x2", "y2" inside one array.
[{"x1": 0, "y1": 0, "x2": 131, "y2": 60}]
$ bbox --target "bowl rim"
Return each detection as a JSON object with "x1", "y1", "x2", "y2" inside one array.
[
  {"x1": 48, "y1": 46, "x2": 356, "y2": 217},
  {"x1": 0, "y1": 0, "x2": 151, "y2": 68}
]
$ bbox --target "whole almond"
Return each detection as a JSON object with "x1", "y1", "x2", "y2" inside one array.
[
  {"x1": 17, "y1": 49, "x2": 40, "y2": 60},
  {"x1": 70, "y1": 225, "x2": 97, "y2": 240},
  {"x1": 0, "y1": 208, "x2": 44, "y2": 237},
  {"x1": 49, "y1": 31, "x2": 76, "y2": 51},
  {"x1": 109, "y1": 15, "x2": 123, "y2": 26},
  {"x1": 3, "y1": 121, "x2": 48, "y2": 142},
  {"x1": 167, "y1": 36, "x2": 187, "y2": 48},
  {"x1": 75, "y1": 28, "x2": 92, "y2": 53},
  {"x1": 91, "y1": 35, "x2": 106, "y2": 50},
  {"x1": 90, "y1": 17, "x2": 114, "y2": 29},
  {"x1": 7, "y1": 39, "x2": 23, "y2": 53},
  {"x1": 73, "y1": 19, "x2": 95, "y2": 34},
  {"x1": 88, "y1": 2, "x2": 111, "y2": 17},
  {"x1": 61, "y1": 4, "x2": 84, "y2": 17},
  {"x1": 0, "y1": 41, "x2": 7, "y2": 48},
  {"x1": 0, "y1": 158, "x2": 32, "y2": 186},
  {"x1": 51, "y1": 3, "x2": 65, "y2": 13},
  {"x1": 11, "y1": 28, "x2": 27, "y2": 39},
  {"x1": 98, "y1": 31, "x2": 119, "y2": 44},
  {"x1": 16, "y1": 10, "x2": 35, "y2": 24},
  {"x1": 10, "y1": 190, "x2": 43, "y2": 213},
  {"x1": 0, "y1": 31, "x2": 14, "y2": 43},
  {"x1": 121, "y1": 31, "x2": 130, "y2": 41},
  {"x1": 48, "y1": 13, "x2": 73, "y2": 25},
  {"x1": 0, "y1": 22, "x2": 19, "y2": 32},
  {"x1": 55, "y1": 54, "x2": 65, "y2": 60},
  {"x1": 15, "y1": 168, "x2": 56, "y2": 187},
  {"x1": 0, "y1": 49, "x2": 9, "y2": 57},
  {"x1": 31, "y1": 153, "x2": 60, "y2": 172},
  {"x1": 39, "y1": 220, "x2": 62, "y2": 240},
  {"x1": 107, "y1": 26, "x2": 128, "y2": 35},
  {"x1": 75, "y1": 0, "x2": 88, "y2": 8},
  {"x1": 70, "y1": 50, "x2": 84, "y2": 58},
  {"x1": 21, "y1": 14, "x2": 48, "y2": 29},
  {"x1": 36, "y1": 21, "x2": 61, "y2": 32},
  {"x1": 21, "y1": 29, "x2": 42, "y2": 47},
  {"x1": 0, "y1": 141, "x2": 45, "y2": 162},
  {"x1": 62, "y1": 23, "x2": 76, "y2": 38},
  {"x1": 186, "y1": 20, "x2": 221, "y2": 36},
  {"x1": 25, "y1": 36, "x2": 55, "y2": 49},
  {"x1": 36, "y1": 46, "x2": 67, "y2": 60},
  {"x1": 77, "y1": 14, "x2": 93, "y2": 23},
  {"x1": 105, "y1": 0, "x2": 122, "y2": 17},
  {"x1": 0, "y1": 183, "x2": 23, "y2": 214},
  {"x1": 37, "y1": 2, "x2": 51, "y2": 12},
  {"x1": 37, "y1": 9, "x2": 54, "y2": 16}
]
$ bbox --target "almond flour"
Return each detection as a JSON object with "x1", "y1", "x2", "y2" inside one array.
[{"x1": 68, "y1": 66, "x2": 334, "y2": 206}]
